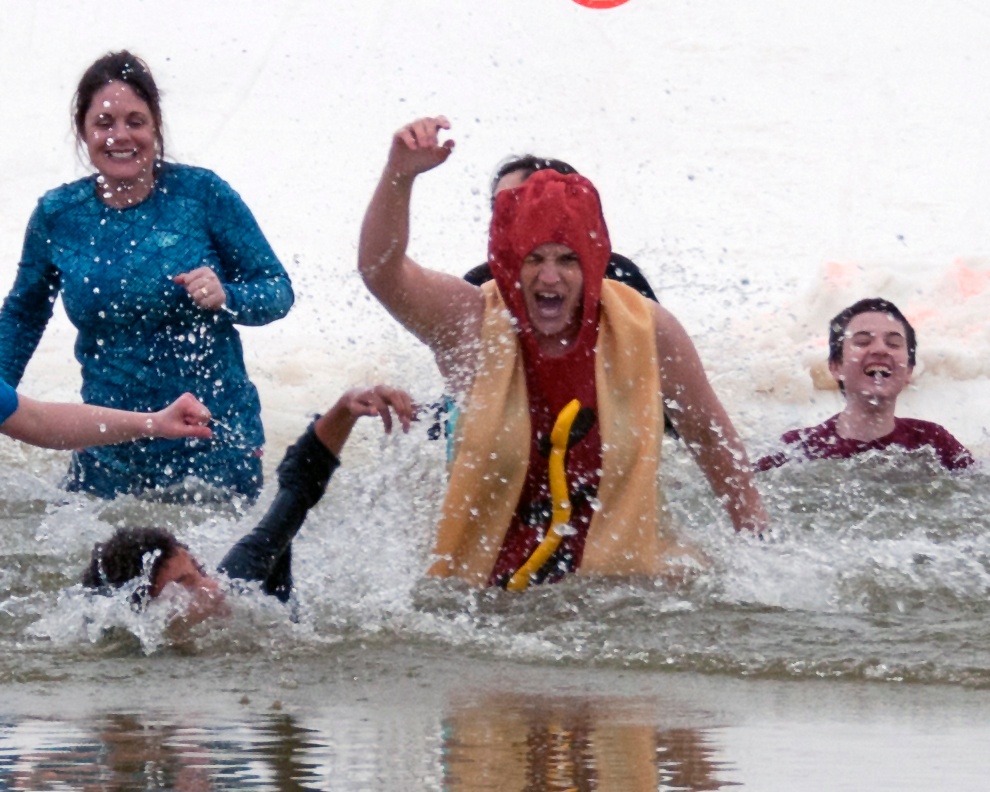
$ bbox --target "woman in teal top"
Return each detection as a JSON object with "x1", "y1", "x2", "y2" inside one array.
[{"x1": 0, "y1": 51, "x2": 293, "y2": 501}]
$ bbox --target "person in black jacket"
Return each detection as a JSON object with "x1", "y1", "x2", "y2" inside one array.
[{"x1": 81, "y1": 385, "x2": 413, "y2": 625}]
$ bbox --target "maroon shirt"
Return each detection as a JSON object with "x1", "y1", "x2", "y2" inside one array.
[{"x1": 756, "y1": 415, "x2": 975, "y2": 472}]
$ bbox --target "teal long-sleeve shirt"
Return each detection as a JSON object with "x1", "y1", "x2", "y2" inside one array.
[{"x1": 0, "y1": 162, "x2": 294, "y2": 498}]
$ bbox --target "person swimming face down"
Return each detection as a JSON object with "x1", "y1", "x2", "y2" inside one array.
[
  {"x1": 487, "y1": 170, "x2": 611, "y2": 359},
  {"x1": 82, "y1": 526, "x2": 227, "y2": 624}
]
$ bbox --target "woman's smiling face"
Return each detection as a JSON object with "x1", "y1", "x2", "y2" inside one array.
[{"x1": 82, "y1": 80, "x2": 157, "y2": 192}]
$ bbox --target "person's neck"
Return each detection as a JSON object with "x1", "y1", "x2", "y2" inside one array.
[
  {"x1": 96, "y1": 173, "x2": 155, "y2": 208},
  {"x1": 835, "y1": 398, "x2": 897, "y2": 441}
]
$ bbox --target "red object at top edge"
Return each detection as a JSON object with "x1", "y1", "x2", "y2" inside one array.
[{"x1": 570, "y1": 0, "x2": 632, "y2": 8}]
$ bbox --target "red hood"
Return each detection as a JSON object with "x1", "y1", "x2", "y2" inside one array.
[{"x1": 487, "y1": 169, "x2": 611, "y2": 355}]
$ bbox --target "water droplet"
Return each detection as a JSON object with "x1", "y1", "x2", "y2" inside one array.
[{"x1": 557, "y1": 523, "x2": 578, "y2": 537}]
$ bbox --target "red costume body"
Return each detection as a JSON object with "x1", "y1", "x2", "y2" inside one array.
[{"x1": 485, "y1": 171, "x2": 612, "y2": 584}]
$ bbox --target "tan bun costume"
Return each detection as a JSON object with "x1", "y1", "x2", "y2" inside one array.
[{"x1": 429, "y1": 171, "x2": 692, "y2": 587}]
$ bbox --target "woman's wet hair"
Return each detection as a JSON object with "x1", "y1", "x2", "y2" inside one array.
[
  {"x1": 73, "y1": 50, "x2": 165, "y2": 159},
  {"x1": 82, "y1": 526, "x2": 183, "y2": 603},
  {"x1": 828, "y1": 297, "x2": 917, "y2": 367},
  {"x1": 490, "y1": 155, "x2": 579, "y2": 207}
]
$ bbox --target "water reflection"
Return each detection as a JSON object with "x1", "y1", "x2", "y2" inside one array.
[
  {"x1": 246, "y1": 714, "x2": 323, "y2": 792},
  {"x1": 442, "y1": 694, "x2": 732, "y2": 791},
  {"x1": 0, "y1": 712, "x2": 324, "y2": 791},
  {"x1": 0, "y1": 695, "x2": 735, "y2": 791},
  {"x1": 5, "y1": 713, "x2": 214, "y2": 791}
]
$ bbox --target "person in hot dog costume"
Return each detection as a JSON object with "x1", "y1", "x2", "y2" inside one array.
[{"x1": 359, "y1": 116, "x2": 767, "y2": 589}]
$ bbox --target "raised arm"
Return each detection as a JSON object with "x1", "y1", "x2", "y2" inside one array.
[
  {"x1": 1, "y1": 391, "x2": 212, "y2": 450},
  {"x1": 653, "y1": 304, "x2": 768, "y2": 535},
  {"x1": 217, "y1": 385, "x2": 415, "y2": 597},
  {"x1": 358, "y1": 116, "x2": 483, "y2": 363}
]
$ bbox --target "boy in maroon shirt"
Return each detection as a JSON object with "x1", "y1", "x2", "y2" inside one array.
[{"x1": 757, "y1": 298, "x2": 974, "y2": 472}]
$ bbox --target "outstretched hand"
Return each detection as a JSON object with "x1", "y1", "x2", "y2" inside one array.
[
  {"x1": 387, "y1": 116, "x2": 455, "y2": 179},
  {"x1": 314, "y1": 385, "x2": 416, "y2": 456},
  {"x1": 152, "y1": 393, "x2": 213, "y2": 440},
  {"x1": 339, "y1": 384, "x2": 414, "y2": 433}
]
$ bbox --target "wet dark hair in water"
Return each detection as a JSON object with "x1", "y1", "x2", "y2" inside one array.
[
  {"x1": 81, "y1": 526, "x2": 184, "y2": 604},
  {"x1": 828, "y1": 297, "x2": 917, "y2": 376},
  {"x1": 73, "y1": 50, "x2": 165, "y2": 160},
  {"x1": 490, "y1": 155, "x2": 580, "y2": 207}
]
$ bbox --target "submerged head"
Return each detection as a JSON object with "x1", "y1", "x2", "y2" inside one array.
[
  {"x1": 490, "y1": 155, "x2": 579, "y2": 207},
  {"x1": 488, "y1": 170, "x2": 610, "y2": 355},
  {"x1": 73, "y1": 51, "x2": 163, "y2": 188},
  {"x1": 82, "y1": 526, "x2": 221, "y2": 611},
  {"x1": 828, "y1": 298, "x2": 916, "y2": 400}
]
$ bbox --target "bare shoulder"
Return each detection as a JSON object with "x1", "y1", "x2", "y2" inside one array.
[
  {"x1": 651, "y1": 302, "x2": 695, "y2": 352},
  {"x1": 431, "y1": 272, "x2": 485, "y2": 341},
  {"x1": 650, "y1": 301, "x2": 713, "y2": 396}
]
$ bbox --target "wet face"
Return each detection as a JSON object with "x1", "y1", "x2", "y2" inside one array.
[
  {"x1": 519, "y1": 243, "x2": 584, "y2": 351},
  {"x1": 149, "y1": 547, "x2": 226, "y2": 619},
  {"x1": 82, "y1": 81, "x2": 157, "y2": 192},
  {"x1": 829, "y1": 311, "x2": 913, "y2": 403}
]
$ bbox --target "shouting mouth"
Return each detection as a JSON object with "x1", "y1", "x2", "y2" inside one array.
[{"x1": 534, "y1": 292, "x2": 565, "y2": 318}]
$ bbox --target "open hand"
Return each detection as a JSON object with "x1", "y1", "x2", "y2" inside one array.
[
  {"x1": 387, "y1": 116, "x2": 455, "y2": 180},
  {"x1": 340, "y1": 384, "x2": 415, "y2": 433},
  {"x1": 314, "y1": 385, "x2": 416, "y2": 455}
]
